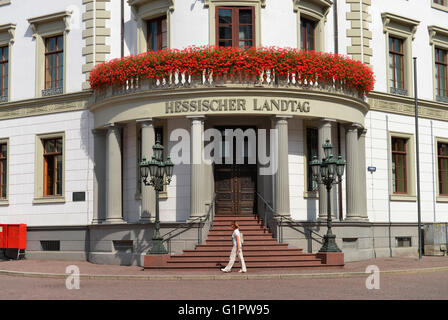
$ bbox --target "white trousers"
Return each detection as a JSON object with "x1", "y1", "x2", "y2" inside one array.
[{"x1": 223, "y1": 245, "x2": 247, "y2": 272}]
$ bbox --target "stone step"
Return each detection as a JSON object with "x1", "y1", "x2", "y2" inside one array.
[
  {"x1": 213, "y1": 215, "x2": 258, "y2": 221},
  {"x1": 211, "y1": 225, "x2": 268, "y2": 231},
  {"x1": 181, "y1": 249, "x2": 304, "y2": 256},
  {"x1": 146, "y1": 260, "x2": 325, "y2": 269},
  {"x1": 208, "y1": 230, "x2": 271, "y2": 236},
  {"x1": 195, "y1": 244, "x2": 290, "y2": 250},
  {"x1": 204, "y1": 240, "x2": 279, "y2": 246},
  {"x1": 169, "y1": 255, "x2": 320, "y2": 262},
  {"x1": 207, "y1": 234, "x2": 274, "y2": 241}
]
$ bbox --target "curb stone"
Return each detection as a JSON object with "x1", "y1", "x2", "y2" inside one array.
[{"x1": 0, "y1": 266, "x2": 448, "y2": 281}]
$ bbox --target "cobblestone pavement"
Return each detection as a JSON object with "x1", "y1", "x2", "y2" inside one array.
[
  {"x1": 0, "y1": 271, "x2": 447, "y2": 300},
  {"x1": 0, "y1": 256, "x2": 447, "y2": 300},
  {"x1": 0, "y1": 256, "x2": 447, "y2": 276}
]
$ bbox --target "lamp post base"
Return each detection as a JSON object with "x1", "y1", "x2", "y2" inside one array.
[
  {"x1": 147, "y1": 237, "x2": 168, "y2": 255},
  {"x1": 319, "y1": 233, "x2": 342, "y2": 253}
]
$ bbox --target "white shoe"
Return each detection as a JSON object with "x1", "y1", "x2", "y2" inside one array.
[
  {"x1": 238, "y1": 270, "x2": 247, "y2": 273},
  {"x1": 221, "y1": 268, "x2": 230, "y2": 273}
]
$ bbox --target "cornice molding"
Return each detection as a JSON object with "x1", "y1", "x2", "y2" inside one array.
[
  {"x1": 28, "y1": 11, "x2": 72, "y2": 38},
  {"x1": 204, "y1": 0, "x2": 266, "y2": 8},
  {"x1": 428, "y1": 25, "x2": 448, "y2": 47},
  {"x1": 381, "y1": 12, "x2": 419, "y2": 39},
  {"x1": 0, "y1": 23, "x2": 16, "y2": 44},
  {"x1": 128, "y1": 0, "x2": 175, "y2": 12}
]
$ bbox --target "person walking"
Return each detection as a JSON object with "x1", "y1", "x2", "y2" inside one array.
[{"x1": 221, "y1": 221, "x2": 247, "y2": 273}]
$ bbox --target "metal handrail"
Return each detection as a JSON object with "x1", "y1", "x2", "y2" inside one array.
[
  {"x1": 256, "y1": 192, "x2": 323, "y2": 243},
  {"x1": 163, "y1": 193, "x2": 216, "y2": 254},
  {"x1": 256, "y1": 192, "x2": 275, "y2": 229}
]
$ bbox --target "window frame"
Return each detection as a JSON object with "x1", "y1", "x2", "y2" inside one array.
[
  {"x1": 0, "y1": 23, "x2": 15, "y2": 103},
  {"x1": 303, "y1": 123, "x2": 319, "y2": 199},
  {"x1": 42, "y1": 137, "x2": 63, "y2": 197},
  {"x1": 34, "y1": 132, "x2": 65, "y2": 204},
  {"x1": 294, "y1": 0, "x2": 331, "y2": 52},
  {"x1": 391, "y1": 137, "x2": 408, "y2": 195},
  {"x1": 432, "y1": 0, "x2": 448, "y2": 13},
  {"x1": 429, "y1": 26, "x2": 448, "y2": 103},
  {"x1": 146, "y1": 15, "x2": 168, "y2": 52},
  {"x1": 44, "y1": 34, "x2": 64, "y2": 92},
  {"x1": 382, "y1": 13, "x2": 419, "y2": 98},
  {"x1": 215, "y1": 6, "x2": 255, "y2": 48},
  {"x1": 389, "y1": 37, "x2": 405, "y2": 91},
  {"x1": 300, "y1": 17, "x2": 316, "y2": 51},
  {"x1": 435, "y1": 137, "x2": 448, "y2": 202},
  {"x1": 0, "y1": 138, "x2": 8, "y2": 205},
  {"x1": 388, "y1": 132, "x2": 416, "y2": 202},
  {"x1": 0, "y1": 45, "x2": 8, "y2": 100},
  {"x1": 28, "y1": 11, "x2": 70, "y2": 98},
  {"x1": 207, "y1": 0, "x2": 262, "y2": 47},
  {"x1": 129, "y1": 0, "x2": 173, "y2": 54}
]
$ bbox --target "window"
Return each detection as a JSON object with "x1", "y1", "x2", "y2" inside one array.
[
  {"x1": 300, "y1": 18, "x2": 316, "y2": 51},
  {"x1": 436, "y1": 48, "x2": 448, "y2": 99},
  {"x1": 433, "y1": 0, "x2": 446, "y2": 5},
  {"x1": 438, "y1": 142, "x2": 448, "y2": 196},
  {"x1": 146, "y1": 16, "x2": 167, "y2": 52},
  {"x1": 44, "y1": 35, "x2": 63, "y2": 95},
  {"x1": 216, "y1": 7, "x2": 254, "y2": 48},
  {"x1": 43, "y1": 137, "x2": 63, "y2": 197},
  {"x1": 389, "y1": 37, "x2": 405, "y2": 94},
  {"x1": 396, "y1": 236, "x2": 412, "y2": 248},
  {"x1": 0, "y1": 46, "x2": 8, "y2": 101},
  {"x1": 306, "y1": 127, "x2": 318, "y2": 192},
  {"x1": 28, "y1": 11, "x2": 70, "y2": 97},
  {"x1": 382, "y1": 13, "x2": 419, "y2": 97},
  {"x1": 391, "y1": 137, "x2": 407, "y2": 194},
  {"x1": 0, "y1": 142, "x2": 6, "y2": 199}
]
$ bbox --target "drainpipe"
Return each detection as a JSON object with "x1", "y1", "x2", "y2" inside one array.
[
  {"x1": 333, "y1": 0, "x2": 338, "y2": 54},
  {"x1": 121, "y1": 0, "x2": 125, "y2": 57}
]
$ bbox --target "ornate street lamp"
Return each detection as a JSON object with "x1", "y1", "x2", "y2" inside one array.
[
  {"x1": 140, "y1": 137, "x2": 174, "y2": 254},
  {"x1": 310, "y1": 139, "x2": 346, "y2": 253}
]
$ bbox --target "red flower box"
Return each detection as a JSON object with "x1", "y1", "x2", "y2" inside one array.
[{"x1": 89, "y1": 46, "x2": 375, "y2": 96}]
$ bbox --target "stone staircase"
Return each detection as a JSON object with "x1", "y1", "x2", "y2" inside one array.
[{"x1": 144, "y1": 214, "x2": 344, "y2": 270}]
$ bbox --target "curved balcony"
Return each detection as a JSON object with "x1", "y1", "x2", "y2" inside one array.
[{"x1": 88, "y1": 47, "x2": 374, "y2": 128}]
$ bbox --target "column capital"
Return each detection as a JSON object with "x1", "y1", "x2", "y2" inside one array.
[
  {"x1": 345, "y1": 123, "x2": 363, "y2": 132},
  {"x1": 104, "y1": 123, "x2": 123, "y2": 131},
  {"x1": 136, "y1": 118, "x2": 154, "y2": 127},
  {"x1": 187, "y1": 115, "x2": 206, "y2": 122},
  {"x1": 92, "y1": 128, "x2": 107, "y2": 136}
]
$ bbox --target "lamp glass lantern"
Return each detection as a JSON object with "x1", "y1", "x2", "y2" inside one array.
[{"x1": 322, "y1": 139, "x2": 332, "y2": 159}]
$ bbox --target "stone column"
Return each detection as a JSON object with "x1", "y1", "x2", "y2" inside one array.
[
  {"x1": 317, "y1": 119, "x2": 334, "y2": 220},
  {"x1": 358, "y1": 128, "x2": 368, "y2": 221},
  {"x1": 92, "y1": 129, "x2": 106, "y2": 224},
  {"x1": 317, "y1": 119, "x2": 337, "y2": 221},
  {"x1": 188, "y1": 116, "x2": 205, "y2": 220},
  {"x1": 137, "y1": 118, "x2": 156, "y2": 222},
  {"x1": 275, "y1": 116, "x2": 291, "y2": 217},
  {"x1": 105, "y1": 123, "x2": 124, "y2": 223},
  {"x1": 345, "y1": 124, "x2": 368, "y2": 221}
]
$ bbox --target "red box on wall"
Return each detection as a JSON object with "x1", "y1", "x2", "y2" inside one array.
[
  {"x1": 0, "y1": 224, "x2": 27, "y2": 250},
  {"x1": 0, "y1": 225, "x2": 6, "y2": 248}
]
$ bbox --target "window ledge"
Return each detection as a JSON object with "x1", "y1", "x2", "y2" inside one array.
[
  {"x1": 436, "y1": 196, "x2": 448, "y2": 203},
  {"x1": 33, "y1": 197, "x2": 66, "y2": 204},
  {"x1": 303, "y1": 191, "x2": 319, "y2": 199},
  {"x1": 432, "y1": 3, "x2": 448, "y2": 13},
  {"x1": 0, "y1": 199, "x2": 9, "y2": 206},
  {"x1": 390, "y1": 194, "x2": 416, "y2": 202}
]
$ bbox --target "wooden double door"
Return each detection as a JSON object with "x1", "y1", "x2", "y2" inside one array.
[{"x1": 215, "y1": 164, "x2": 257, "y2": 215}]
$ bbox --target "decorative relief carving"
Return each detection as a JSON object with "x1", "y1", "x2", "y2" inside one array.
[
  {"x1": 0, "y1": 97, "x2": 89, "y2": 120},
  {"x1": 368, "y1": 96, "x2": 448, "y2": 121}
]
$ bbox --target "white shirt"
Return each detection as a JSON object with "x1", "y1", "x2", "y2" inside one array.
[{"x1": 232, "y1": 229, "x2": 241, "y2": 247}]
